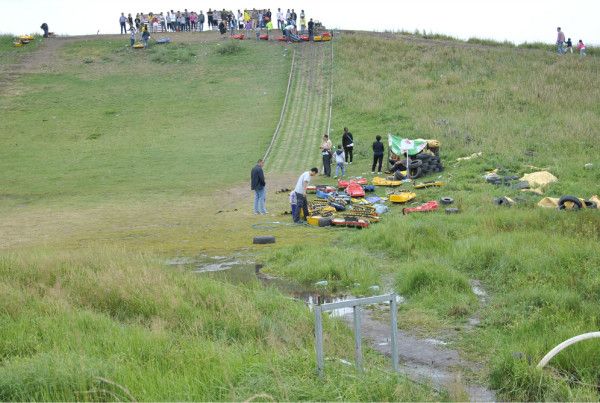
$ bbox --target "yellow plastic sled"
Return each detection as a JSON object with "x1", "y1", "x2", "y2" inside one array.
[
  {"x1": 372, "y1": 176, "x2": 402, "y2": 186},
  {"x1": 389, "y1": 192, "x2": 416, "y2": 204}
]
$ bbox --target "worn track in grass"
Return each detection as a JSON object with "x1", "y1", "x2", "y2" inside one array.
[{"x1": 265, "y1": 42, "x2": 332, "y2": 175}]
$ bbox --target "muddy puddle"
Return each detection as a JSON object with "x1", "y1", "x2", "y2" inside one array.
[{"x1": 167, "y1": 256, "x2": 495, "y2": 401}]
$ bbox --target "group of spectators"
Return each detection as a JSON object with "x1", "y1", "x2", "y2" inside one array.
[
  {"x1": 119, "y1": 8, "x2": 316, "y2": 37},
  {"x1": 556, "y1": 27, "x2": 587, "y2": 56}
]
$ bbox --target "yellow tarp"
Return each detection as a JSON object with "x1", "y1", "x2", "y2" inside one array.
[{"x1": 521, "y1": 171, "x2": 558, "y2": 188}]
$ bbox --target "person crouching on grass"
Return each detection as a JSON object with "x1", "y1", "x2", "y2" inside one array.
[{"x1": 334, "y1": 145, "x2": 345, "y2": 178}]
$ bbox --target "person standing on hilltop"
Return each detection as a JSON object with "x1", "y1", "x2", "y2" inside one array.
[
  {"x1": 199, "y1": 11, "x2": 205, "y2": 31},
  {"x1": 342, "y1": 127, "x2": 354, "y2": 164},
  {"x1": 577, "y1": 40, "x2": 587, "y2": 57},
  {"x1": 308, "y1": 18, "x2": 315, "y2": 39},
  {"x1": 556, "y1": 27, "x2": 566, "y2": 54},
  {"x1": 119, "y1": 13, "x2": 127, "y2": 34},
  {"x1": 251, "y1": 159, "x2": 267, "y2": 215},
  {"x1": 207, "y1": 9, "x2": 214, "y2": 29},
  {"x1": 40, "y1": 22, "x2": 49, "y2": 38},
  {"x1": 277, "y1": 8, "x2": 284, "y2": 31},
  {"x1": 299, "y1": 12, "x2": 306, "y2": 34},
  {"x1": 127, "y1": 13, "x2": 133, "y2": 31}
]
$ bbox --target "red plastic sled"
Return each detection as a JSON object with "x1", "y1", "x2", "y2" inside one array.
[
  {"x1": 338, "y1": 178, "x2": 368, "y2": 189},
  {"x1": 402, "y1": 200, "x2": 439, "y2": 215},
  {"x1": 259, "y1": 34, "x2": 269, "y2": 40},
  {"x1": 346, "y1": 182, "x2": 366, "y2": 197},
  {"x1": 299, "y1": 35, "x2": 309, "y2": 41},
  {"x1": 231, "y1": 34, "x2": 245, "y2": 40},
  {"x1": 276, "y1": 36, "x2": 287, "y2": 42}
]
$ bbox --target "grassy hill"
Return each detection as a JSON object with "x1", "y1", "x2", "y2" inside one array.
[{"x1": 1, "y1": 31, "x2": 600, "y2": 400}]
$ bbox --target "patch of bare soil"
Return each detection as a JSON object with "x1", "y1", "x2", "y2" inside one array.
[{"x1": 341, "y1": 308, "x2": 496, "y2": 402}]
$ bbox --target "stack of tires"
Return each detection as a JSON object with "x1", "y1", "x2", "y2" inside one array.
[
  {"x1": 415, "y1": 153, "x2": 444, "y2": 175},
  {"x1": 393, "y1": 153, "x2": 443, "y2": 180}
]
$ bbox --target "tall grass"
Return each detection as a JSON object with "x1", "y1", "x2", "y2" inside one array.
[
  {"x1": 322, "y1": 32, "x2": 600, "y2": 399},
  {"x1": 0, "y1": 247, "x2": 438, "y2": 401}
]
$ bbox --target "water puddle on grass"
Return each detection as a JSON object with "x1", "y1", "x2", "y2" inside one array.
[
  {"x1": 167, "y1": 255, "x2": 357, "y2": 316},
  {"x1": 167, "y1": 256, "x2": 495, "y2": 401}
]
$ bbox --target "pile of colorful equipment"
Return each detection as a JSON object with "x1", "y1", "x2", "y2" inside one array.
[
  {"x1": 13, "y1": 35, "x2": 34, "y2": 47},
  {"x1": 304, "y1": 177, "x2": 390, "y2": 229}
]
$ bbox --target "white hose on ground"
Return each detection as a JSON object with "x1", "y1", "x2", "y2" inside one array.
[{"x1": 537, "y1": 331, "x2": 600, "y2": 368}]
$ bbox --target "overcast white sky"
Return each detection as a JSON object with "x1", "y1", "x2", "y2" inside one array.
[{"x1": 1, "y1": 0, "x2": 599, "y2": 44}]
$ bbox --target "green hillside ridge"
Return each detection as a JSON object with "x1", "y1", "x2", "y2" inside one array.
[{"x1": 1, "y1": 31, "x2": 600, "y2": 400}]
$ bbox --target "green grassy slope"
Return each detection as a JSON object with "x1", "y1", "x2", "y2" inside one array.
[
  {"x1": 267, "y1": 32, "x2": 600, "y2": 400},
  {"x1": 0, "y1": 38, "x2": 289, "y2": 207},
  {"x1": 0, "y1": 35, "x2": 438, "y2": 401}
]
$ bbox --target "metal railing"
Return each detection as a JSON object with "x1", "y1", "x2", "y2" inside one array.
[{"x1": 314, "y1": 293, "x2": 399, "y2": 376}]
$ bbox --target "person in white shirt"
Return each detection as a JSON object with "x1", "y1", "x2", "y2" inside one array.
[
  {"x1": 293, "y1": 168, "x2": 318, "y2": 223},
  {"x1": 277, "y1": 8, "x2": 284, "y2": 31}
]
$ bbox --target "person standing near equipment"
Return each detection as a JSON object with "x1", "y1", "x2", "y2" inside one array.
[
  {"x1": 308, "y1": 18, "x2": 314, "y2": 39},
  {"x1": 372, "y1": 135, "x2": 384, "y2": 174},
  {"x1": 342, "y1": 127, "x2": 354, "y2": 164},
  {"x1": 293, "y1": 168, "x2": 318, "y2": 223},
  {"x1": 251, "y1": 159, "x2": 267, "y2": 215},
  {"x1": 320, "y1": 134, "x2": 333, "y2": 177},
  {"x1": 40, "y1": 22, "x2": 49, "y2": 38}
]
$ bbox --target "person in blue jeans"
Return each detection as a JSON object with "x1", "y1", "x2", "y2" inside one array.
[
  {"x1": 251, "y1": 159, "x2": 267, "y2": 214},
  {"x1": 293, "y1": 167, "x2": 318, "y2": 223}
]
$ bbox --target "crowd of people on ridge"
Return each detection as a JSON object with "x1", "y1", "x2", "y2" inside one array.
[{"x1": 120, "y1": 8, "x2": 319, "y2": 45}]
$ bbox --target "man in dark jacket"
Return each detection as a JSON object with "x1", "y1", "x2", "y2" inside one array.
[
  {"x1": 251, "y1": 159, "x2": 267, "y2": 214},
  {"x1": 372, "y1": 135, "x2": 385, "y2": 174},
  {"x1": 342, "y1": 127, "x2": 354, "y2": 164}
]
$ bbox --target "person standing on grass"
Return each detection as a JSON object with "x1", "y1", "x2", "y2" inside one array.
[
  {"x1": 119, "y1": 12, "x2": 127, "y2": 34},
  {"x1": 372, "y1": 135, "x2": 385, "y2": 174},
  {"x1": 334, "y1": 145, "x2": 346, "y2": 178},
  {"x1": 320, "y1": 134, "x2": 333, "y2": 177},
  {"x1": 277, "y1": 8, "x2": 284, "y2": 31},
  {"x1": 127, "y1": 13, "x2": 134, "y2": 31},
  {"x1": 251, "y1": 159, "x2": 267, "y2": 215},
  {"x1": 40, "y1": 22, "x2": 49, "y2": 38},
  {"x1": 556, "y1": 27, "x2": 566, "y2": 54},
  {"x1": 342, "y1": 127, "x2": 354, "y2": 164},
  {"x1": 141, "y1": 24, "x2": 150, "y2": 47},
  {"x1": 308, "y1": 18, "x2": 314, "y2": 39},
  {"x1": 207, "y1": 9, "x2": 214, "y2": 29},
  {"x1": 577, "y1": 40, "x2": 587, "y2": 57},
  {"x1": 566, "y1": 37, "x2": 573, "y2": 53},
  {"x1": 293, "y1": 168, "x2": 318, "y2": 223},
  {"x1": 199, "y1": 11, "x2": 205, "y2": 31},
  {"x1": 129, "y1": 27, "x2": 136, "y2": 47},
  {"x1": 299, "y1": 13, "x2": 306, "y2": 34}
]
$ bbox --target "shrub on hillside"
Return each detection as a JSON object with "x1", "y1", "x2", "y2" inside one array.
[
  {"x1": 216, "y1": 41, "x2": 244, "y2": 56},
  {"x1": 149, "y1": 44, "x2": 197, "y2": 64}
]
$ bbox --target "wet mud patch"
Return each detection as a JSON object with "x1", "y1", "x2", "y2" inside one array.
[{"x1": 167, "y1": 255, "x2": 495, "y2": 400}]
